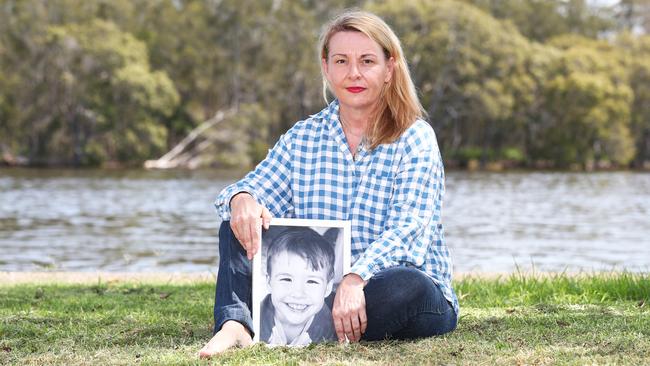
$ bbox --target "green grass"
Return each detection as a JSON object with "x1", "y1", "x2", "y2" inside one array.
[{"x1": 1, "y1": 273, "x2": 649, "y2": 365}]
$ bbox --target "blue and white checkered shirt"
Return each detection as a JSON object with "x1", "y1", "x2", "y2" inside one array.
[{"x1": 215, "y1": 100, "x2": 459, "y2": 315}]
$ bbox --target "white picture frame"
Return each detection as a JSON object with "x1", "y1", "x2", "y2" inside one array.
[{"x1": 252, "y1": 218, "x2": 351, "y2": 346}]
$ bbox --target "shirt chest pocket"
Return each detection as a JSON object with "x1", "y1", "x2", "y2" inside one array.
[{"x1": 361, "y1": 169, "x2": 393, "y2": 197}]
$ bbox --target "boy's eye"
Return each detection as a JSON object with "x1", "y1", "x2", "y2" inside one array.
[
  {"x1": 279, "y1": 277, "x2": 292, "y2": 282},
  {"x1": 306, "y1": 279, "x2": 321, "y2": 285}
]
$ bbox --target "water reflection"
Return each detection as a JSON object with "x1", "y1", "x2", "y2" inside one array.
[{"x1": 1, "y1": 168, "x2": 649, "y2": 273}]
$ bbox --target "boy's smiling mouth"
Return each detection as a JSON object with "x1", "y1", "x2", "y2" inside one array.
[{"x1": 285, "y1": 303, "x2": 309, "y2": 311}]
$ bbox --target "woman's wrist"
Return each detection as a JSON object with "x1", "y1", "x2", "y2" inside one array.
[
  {"x1": 343, "y1": 273, "x2": 367, "y2": 287},
  {"x1": 229, "y1": 192, "x2": 253, "y2": 208}
]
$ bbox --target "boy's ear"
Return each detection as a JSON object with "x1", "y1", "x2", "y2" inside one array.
[
  {"x1": 326, "y1": 279, "x2": 334, "y2": 295},
  {"x1": 266, "y1": 275, "x2": 272, "y2": 293},
  {"x1": 323, "y1": 228, "x2": 338, "y2": 246}
]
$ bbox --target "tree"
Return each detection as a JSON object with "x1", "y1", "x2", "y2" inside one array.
[
  {"x1": 1, "y1": 0, "x2": 648, "y2": 168},
  {"x1": 617, "y1": 0, "x2": 650, "y2": 34},
  {"x1": 1, "y1": 16, "x2": 179, "y2": 165},
  {"x1": 532, "y1": 37, "x2": 635, "y2": 167},
  {"x1": 371, "y1": 0, "x2": 535, "y2": 166},
  {"x1": 460, "y1": 0, "x2": 616, "y2": 41},
  {"x1": 615, "y1": 33, "x2": 650, "y2": 167}
]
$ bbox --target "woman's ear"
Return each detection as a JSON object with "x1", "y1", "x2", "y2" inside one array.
[
  {"x1": 321, "y1": 57, "x2": 329, "y2": 77},
  {"x1": 385, "y1": 56, "x2": 395, "y2": 83}
]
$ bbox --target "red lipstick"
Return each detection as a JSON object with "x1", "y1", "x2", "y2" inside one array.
[{"x1": 346, "y1": 87, "x2": 366, "y2": 93}]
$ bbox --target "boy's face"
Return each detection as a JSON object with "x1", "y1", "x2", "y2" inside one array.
[{"x1": 266, "y1": 251, "x2": 333, "y2": 328}]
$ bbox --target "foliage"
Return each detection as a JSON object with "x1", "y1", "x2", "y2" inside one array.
[
  {"x1": 533, "y1": 39, "x2": 634, "y2": 167},
  {"x1": 0, "y1": 4, "x2": 179, "y2": 166},
  {"x1": 199, "y1": 103, "x2": 272, "y2": 168},
  {"x1": 371, "y1": 0, "x2": 533, "y2": 166},
  {"x1": 0, "y1": 0, "x2": 648, "y2": 168},
  {"x1": 615, "y1": 33, "x2": 650, "y2": 166},
  {"x1": 460, "y1": 0, "x2": 616, "y2": 42}
]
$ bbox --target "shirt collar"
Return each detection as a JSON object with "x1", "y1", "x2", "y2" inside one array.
[
  {"x1": 314, "y1": 99, "x2": 370, "y2": 158},
  {"x1": 311, "y1": 99, "x2": 340, "y2": 127}
]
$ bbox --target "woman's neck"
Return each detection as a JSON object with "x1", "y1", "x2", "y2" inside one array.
[
  {"x1": 339, "y1": 105, "x2": 373, "y2": 157},
  {"x1": 339, "y1": 106, "x2": 370, "y2": 133}
]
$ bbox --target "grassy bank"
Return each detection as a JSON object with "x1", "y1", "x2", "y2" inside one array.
[{"x1": 1, "y1": 273, "x2": 648, "y2": 365}]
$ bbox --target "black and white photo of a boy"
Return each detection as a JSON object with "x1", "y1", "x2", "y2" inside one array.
[{"x1": 261, "y1": 227, "x2": 338, "y2": 345}]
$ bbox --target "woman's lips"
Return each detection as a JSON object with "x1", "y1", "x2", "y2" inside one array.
[{"x1": 346, "y1": 87, "x2": 366, "y2": 93}]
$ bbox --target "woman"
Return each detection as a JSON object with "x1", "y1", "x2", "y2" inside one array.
[{"x1": 199, "y1": 10, "x2": 458, "y2": 357}]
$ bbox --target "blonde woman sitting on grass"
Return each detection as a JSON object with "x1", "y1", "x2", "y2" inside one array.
[{"x1": 200, "y1": 9, "x2": 458, "y2": 357}]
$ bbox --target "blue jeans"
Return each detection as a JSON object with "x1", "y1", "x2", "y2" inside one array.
[{"x1": 212, "y1": 221, "x2": 457, "y2": 340}]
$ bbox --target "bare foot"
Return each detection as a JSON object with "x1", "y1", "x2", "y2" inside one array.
[{"x1": 198, "y1": 320, "x2": 253, "y2": 358}]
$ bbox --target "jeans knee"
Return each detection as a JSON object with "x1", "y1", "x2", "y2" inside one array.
[
  {"x1": 369, "y1": 267, "x2": 431, "y2": 303},
  {"x1": 363, "y1": 267, "x2": 457, "y2": 341},
  {"x1": 366, "y1": 267, "x2": 452, "y2": 315}
]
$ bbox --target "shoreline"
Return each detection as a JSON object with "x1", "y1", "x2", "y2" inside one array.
[
  {"x1": 1, "y1": 270, "x2": 635, "y2": 285},
  {"x1": 0, "y1": 271, "x2": 217, "y2": 285}
]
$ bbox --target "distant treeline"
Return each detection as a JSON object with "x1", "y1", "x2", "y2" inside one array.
[{"x1": 0, "y1": 0, "x2": 648, "y2": 169}]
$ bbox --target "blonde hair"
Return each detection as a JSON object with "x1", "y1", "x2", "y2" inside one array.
[{"x1": 318, "y1": 10, "x2": 425, "y2": 149}]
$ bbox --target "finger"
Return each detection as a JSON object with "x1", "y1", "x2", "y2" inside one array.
[
  {"x1": 342, "y1": 316, "x2": 354, "y2": 343},
  {"x1": 233, "y1": 217, "x2": 252, "y2": 256},
  {"x1": 351, "y1": 316, "x2": 361, "y2": 342},
  {"x1": 245, "y1": 221, "x2": 255, "y2": 260},
  {"x1": 359, "y1": 308, "x2": 368, "y2": 335},
  {"x1": 261, "y1": 207, "x2": 272, "y2": 230},
  {"x1": 231, "y1": 221, "x2": 250, "y2": 253},
  {"x1": 333, "y1": 316, "x2": 346, "y2": 342},
  {"x1": 247, "y1": 218, "x2": 260, "y2": 260}
]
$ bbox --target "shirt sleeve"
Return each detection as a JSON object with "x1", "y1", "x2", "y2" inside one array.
[
  {"x1": 214, "y1": 131, "x2": 294, "y2": 220},
  {"x1": 349, "y1": 127, "x2": 444, "y2": 280}
]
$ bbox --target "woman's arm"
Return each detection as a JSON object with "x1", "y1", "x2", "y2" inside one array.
[
  {"x1": 350, "y1": 126, "x2": 444, "y2": 280},
  {"x1": 215, "y1": 131, "x2": 294, "y2": 219},
  {"x1": 214, "y1": 130, "x2": 294, "y2": 257},
  {"x1": 333, "y1": 123, "x2": 444, "y2": 343}
]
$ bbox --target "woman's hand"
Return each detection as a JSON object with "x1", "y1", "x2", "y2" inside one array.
[
  {"x1": 229, "y1": 193, "x2": 272, "y2": 260},
  {"x1": 332, "y1": 273, "x2": 367, "y2": 343}
]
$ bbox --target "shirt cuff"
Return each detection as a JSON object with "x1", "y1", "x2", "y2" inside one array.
[
  {"x1": 349, "y1": 257, "x2": 381, "y2": 281},
  {"x1": 215, "y1": 187, "x2": 262, "y2": 221}
]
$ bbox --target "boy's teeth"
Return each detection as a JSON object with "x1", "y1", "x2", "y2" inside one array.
[{"x1": 287, "y1": 303, "x2": 308, "y2": 311}]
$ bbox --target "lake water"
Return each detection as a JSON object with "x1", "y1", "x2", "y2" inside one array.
[{"x1": 1, "y1": 168, "x2": 649, "y2": 273}]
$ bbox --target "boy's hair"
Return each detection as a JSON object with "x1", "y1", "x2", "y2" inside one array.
[{"x1": 266, "y1": 227, "x2": 335, "y2": 281}]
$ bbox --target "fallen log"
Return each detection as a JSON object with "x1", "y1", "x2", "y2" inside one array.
[{"x1": 144, "y1": 108, "x2": 235, "y2": 169}]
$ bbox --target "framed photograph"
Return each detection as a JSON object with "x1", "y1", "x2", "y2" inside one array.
[{"x1": 252, "y1": 218, "x2": 351, "y2": 346}]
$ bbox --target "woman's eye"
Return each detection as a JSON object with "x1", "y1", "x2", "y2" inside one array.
[
  {"x1": 335, "y1": 59, "x2": 345, "y2": 64},
  {"x1": 363, "y1": 59, "x2": 374, "y2": 64}
]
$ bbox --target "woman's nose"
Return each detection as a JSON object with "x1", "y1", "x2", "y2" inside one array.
[{"x1": 347, "y1": 61, "x2": 361, "y2": 79}]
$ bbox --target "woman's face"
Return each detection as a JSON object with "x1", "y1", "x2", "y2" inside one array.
[{"x1": 322, "y1": 31, "x2": 394, "y2": 115}]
